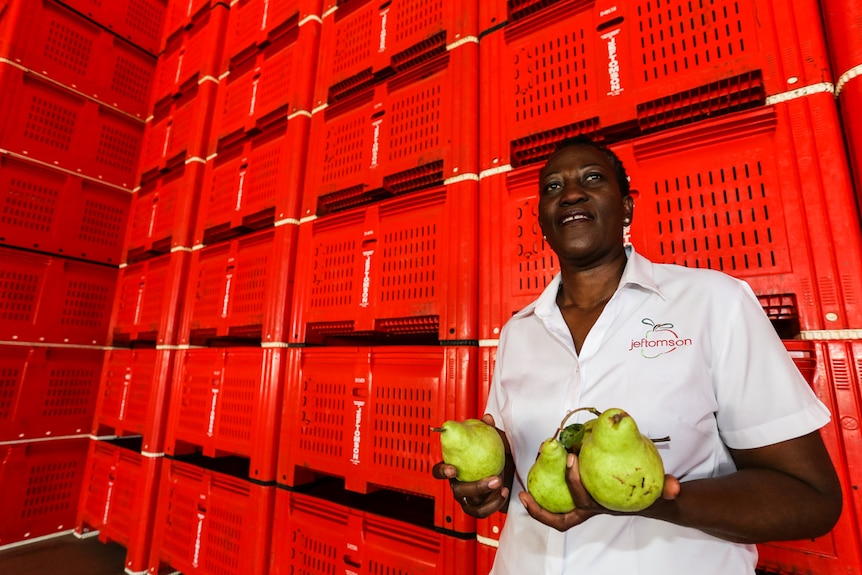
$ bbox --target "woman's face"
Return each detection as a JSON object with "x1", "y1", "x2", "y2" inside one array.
[{"x1": 538, "y1": 144, "x2": 633, "y2": 267}]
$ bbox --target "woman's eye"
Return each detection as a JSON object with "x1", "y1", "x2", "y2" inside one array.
[
  {"x1": 584, "y1": 172, "x2": 603, "y2": 182},
  {"x1": 543, "y1": 182, "x2": 561, "y2": 193}
]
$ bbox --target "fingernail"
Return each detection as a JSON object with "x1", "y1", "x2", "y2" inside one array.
[
  {"x1": 567, "y1": 453, "x2": 575, "y2": 468},
  {"x1": 488, "y1": 477, "x2": 501, "y2": 489}
]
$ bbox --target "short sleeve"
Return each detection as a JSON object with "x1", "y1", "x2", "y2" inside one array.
[{"x1": 713, "y1": 281, "x2": 831, "y2": 449}]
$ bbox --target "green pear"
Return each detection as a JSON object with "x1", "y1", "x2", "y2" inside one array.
[
  {"x1": 578, "y1": 408, "x2": 665, "y2": 512},
  {"x1": 433, "y1": 419, "x2": 505, "y2": 482},
  {"x1": 527, "y1": 437, "x2": 576, "y2": 513}
]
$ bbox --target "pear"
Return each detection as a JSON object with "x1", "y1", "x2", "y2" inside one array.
[
  {"x1": 433, "y1": 419, "x2": 505, "y2": 482},
  {"x1": 578, "y1": 408, "x2": 665, "y2": 512},
  {"x1": 526, "y1": 407, "x2": 600, "y2": 513},
  {"x1": 527, "y1": 437, "x2": 576, "y2": 513}
]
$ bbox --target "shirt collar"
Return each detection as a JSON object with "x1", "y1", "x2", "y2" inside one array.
[{"x1": 515, "y1": 245, "x2": 665, "y2": 321}]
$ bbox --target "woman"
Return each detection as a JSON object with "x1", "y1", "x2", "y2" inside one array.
[{"x1": 433, "y1": 136, "x2": 842, "y2": 574}]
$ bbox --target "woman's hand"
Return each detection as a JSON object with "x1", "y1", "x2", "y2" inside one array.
[
  {"x1": 519, "y1": 451, "x2": 682, "y2": 531},
  {"x1": 431, "y1": 414, "x2": 513, "y2": 518}
]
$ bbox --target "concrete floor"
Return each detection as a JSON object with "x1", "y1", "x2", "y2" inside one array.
[{"x1": 0, "y1": 534, "x2": 129, "y2": 575}]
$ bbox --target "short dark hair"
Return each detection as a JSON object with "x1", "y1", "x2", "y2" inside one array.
[{"x1": 553, "y1": 135, "x2": 631, "y2": 197}]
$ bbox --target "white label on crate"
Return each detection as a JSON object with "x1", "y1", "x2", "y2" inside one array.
[
  {"x1": 148, "y1": 202, "x2": 158, "y2": 238},
  {"x1": 261, "y1": 0, "x2": 270, "y2": 31},
  {"x1": 222, "y1": 272, "x2": 234, "y2": 318},
  {"x1": 134, "y1": 282, "x2": 146, "y2": 326},
  {"x1": 351, "y1": 400, "x2": 364, "y2": 465},
  {"x1": 249, "y1": 77, "x2": 260, "y2": 118},
  {"x1": 102, "y1": 482, "x2": 114, "y2": 525},
  {"x1": 192, "y1": 513, "x2": 205, "y2": 567},
  {"x1": 207, "y1": 388, "x2": 220, "y2": 437},
  {"x1": 378, "y1": 8, "x2": 390, "y2": 53},
  {"x1": 370, "y1": 118, "x2": 383, "y2": 168},
  {"x1": 119, "y1": 372, "x2": 131, "y2": 419},
  {"x1": 359, "y1": 250, "x2": 374, "y2": 308},
  {"x1": 603, "y1": 28, "x2": 623, "y2": 96},
  {"x1": 235, "y1": 170, "x2": 247, "y2": 212}
]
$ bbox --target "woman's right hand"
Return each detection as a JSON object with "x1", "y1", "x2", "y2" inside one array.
[{"x1": 431, "y1": 414, "x2": 512, "y2": 518}]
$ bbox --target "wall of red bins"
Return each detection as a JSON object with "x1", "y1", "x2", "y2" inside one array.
[{"x1": 1, "y1": 0, "x2": 862, "y2": 573}]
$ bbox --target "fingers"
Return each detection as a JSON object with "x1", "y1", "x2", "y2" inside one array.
[
  {"x1": 662, "y1": 474, "x2": 681, "y2": 500},
  {"x1": 481, "y1": 413, "x2": 496, "y2": 427},
  {"x1": 431, "y1": 461, "x2": 457, "y2": 480}
]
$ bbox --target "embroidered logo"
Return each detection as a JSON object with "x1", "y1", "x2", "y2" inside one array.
[{"x1": 629, "y1": 318, "x2": 693, "y2": 358}]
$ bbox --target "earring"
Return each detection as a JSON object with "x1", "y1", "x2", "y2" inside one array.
[{"x1": 623, "y1": 218, "x2": 631, "y2": 226}]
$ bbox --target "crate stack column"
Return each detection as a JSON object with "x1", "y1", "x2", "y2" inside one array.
[
  {"x1": 138, "y1": 1, "x2": 321, "y2": 574},
  {"x1": 477, "y1": 0, "x2": 862, "y2": 573},
  {"x1": 272, "y1": 1, "x2": 481, "y2": 573},
  {"x1": 0, "y1": 0, "x2": 162, "y2": 552}
]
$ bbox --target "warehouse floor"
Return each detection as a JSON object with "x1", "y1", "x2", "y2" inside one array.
[{"x1": 0, "y1": 534, "x2": 129, "y2": 575}]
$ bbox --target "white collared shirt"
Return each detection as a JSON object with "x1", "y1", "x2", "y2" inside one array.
[{"x1": 485, "y1": 247, "x2": 831, "y2": 575}]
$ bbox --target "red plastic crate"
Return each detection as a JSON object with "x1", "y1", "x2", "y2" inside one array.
[
  {"x1": 162, "y1": 0, "x2": 226, "y2": 45},
  {"x1": 0, "y1": 0, "x2": 156, "y2": 118},
  {"x1": 838, "y1": 75, "x2": 862, "y2": 211},
  {"x1": 139, "y1": 79, "x2": 218, "y2": 182},
  {"x1": 148, "y1": 458, "x2": 275, "y2": 575},
  {"x1": 76, "y1": 440, "x2": 162, "y2": 573},
  {"x1": 92, "y1": 348, "x2": 176, "y2": 454},
  {"x1": 479, "y1": 0, "x2": 833, "y2": 170},
  {"x1": 757, "y1": 339, "x2": 862, "y2": 574},
  {"x1": 0, "y1": 62, "x2": 145, "y2": 190},
  {"x1": 152, "y1": 3, "x2": 228, "y2": 106},
  {"x1": 180, "y1": 224, "x2": 298, "y2": 345},
  {"x1": 278, "y1": 345, "x2": 478, "y2": 534},
  {"x1": 291, "y1": 181, "x2": 478, "y2": 344},
  {"x1": 211, "y1": 19, "x2": 320, "y2": 150},
  {"x1": 477, "y1": 539, "x2": 498, "y2": 575},
  {"x1": 820, "y1": 0, "x2": 862, "y2": 80},
  {"x1": 222, "y1": 0, "x2": 324, "y2": 68},
  {"x1": 124, "y1": 160, "x2": 206, "y2": 262},
  {"x1": 197, "y1": 117, "x2": 311, "y2": 245},
  {"x1": 110, "y1": 250, "x2": 190, "y2": 346},
  {"x1": 271, "y1": 487, "x2": 477, "y2": 575},
  {"x1": 0, "y1": 437, "x2": 89, "y2": 546},
  {"x1": 56, "y1": 0, "x2": 167, "y2": 55},
  {"x1": 0, "y1": 154, "x2": 131, "y2": 264},
  {"x1": 0, "y1": 345, "x2": 104, "y2": 442},
  {"x1": 313, "y1": 0, "x2": 478, "y2": 105},
  {"x1": 165, "y1": 347, "x2": 285, "y2": 482},
  {"x1": 301, "y1": 43, "x2": 478, "y2": 218},
  {"x1": 479, "y1": 93, "x2": 862, "y2": 340},
  {"x1": 0, "y1": 247, "x2": 118, "y2": 346}
]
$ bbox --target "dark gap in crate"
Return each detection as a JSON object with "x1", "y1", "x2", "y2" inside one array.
[
  {"x1": 167, "y1": 451, "x2": 252, "y2": 480},
  {"x1": 510, "y1": 0, "x2": 590, "y2": 25},
  {"x1": 303, "y1": 317, "x2": 442, "y2": 345},
  {"x1": 289, "y1": 476, "x2": 437, "y2": 531},
  {"x1": 510, "y1": 117, "x2": 602, "y2": 167},
  {"x1": 185, "y1": 329, "x2": 264, "y2": 348},
  {"x1": 328, "y1": 68, "x2": 376, "y2": 104},
  {"x1": 757, "y1": 293, "x2": 801, "y2": 340},
  {"x1": 389, "y1": 31, "x2": 447, "y2": 75},
  {"x1": 201, "y1": 208, "x2": 276, "y2": 246}
]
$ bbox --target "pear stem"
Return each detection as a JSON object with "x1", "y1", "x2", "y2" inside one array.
[
  {"x1": 555, "y1": 407, "x2": 601, "y2": 438},
  {"x1": 430, "y1": 427, "x2": 445, "y2": 433}
]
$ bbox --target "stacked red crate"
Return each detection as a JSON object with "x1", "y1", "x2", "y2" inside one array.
[
  {"x1": 164, "y1": 347, "x2": 286, "y2": 482},
  {"x1": 0, "y1": 247, "x2": 117, "y2": 346},
  {"x1": 0, "y1": 154, "x2": 130, "y2": 265},
  {"x1": 271, "y1": 487, "x2": 477, "y2": 575},
  {"x1": 0, "y1": 437, "x2": 90, "y2": 546},
  {"x1": 820, "y1": 0, "x2": 862, "y2": 208},
  {"x1": 478, "y1": 0, "x2": 833, "y2": 172},
  {"x1": 301, "y1": 43, "x2": 479, "y2": 219},
  {"x1": 0, "y1": 0, "x2": 157, "y2": 119},
  {"x1": 757, "y1": 340, "x2": 862, "y2": 573},
  {"x1": 56, "y1": 0, "x2": 167, "y2": 55},
  {"x1": 195, "y1": 11, "x2": 321, "y2": 244},
  {"x1": 147, "y1": 457, "x2": 274, "y2": 575},
  {"x1": 123, "y1": 160, "x2": 207, "y2": 262},
  {"x1": 91, "y1": 348, "x2": 176, "y2": 455},
  {"x1": 290, "y1": 180, "x2": 478, "y2": 344},
  {"x1": 479, "y1": 93, "x2": 862, "y2": 340},
  {"x1": 0, "y1": 64, "x2": 145, "y2": 191},
  {"x1": 277, "y1": 345, "x2": 478, "y2": 535},
  {"x1": 0, "y1": 346, "x2": 104, "y2": 442},
  {"x1": 179, "y1": 224, "x2": 297, "y2": 346},
  {"x1": 75, "y1": 439, "x2": 163, "y2": 574},
  {"x1": 109, "y1": 250, "x2": 191, "y2": 346}
]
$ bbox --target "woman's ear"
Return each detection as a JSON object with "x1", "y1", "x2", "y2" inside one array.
[{"x1": 623, "y1": 194, "x2": 634, "y2": 224}]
